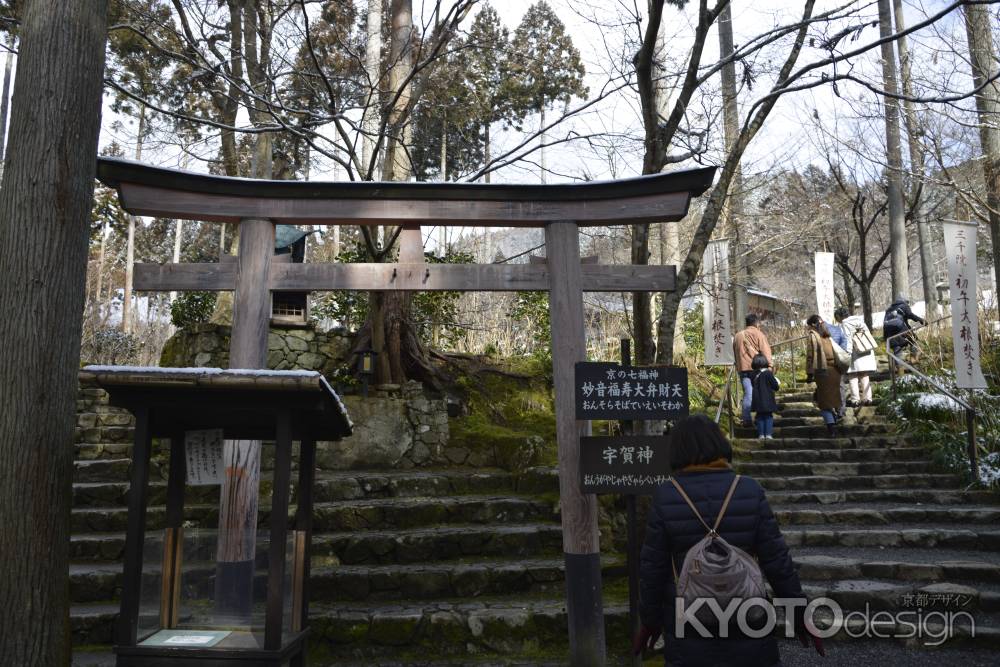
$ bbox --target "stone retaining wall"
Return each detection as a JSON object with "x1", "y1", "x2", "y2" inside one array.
[{"x1": 155, "y1": 324, "x2": 450, "y2": 469}]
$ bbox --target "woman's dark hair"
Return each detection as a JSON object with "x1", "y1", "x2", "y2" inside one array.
[
  {"x1": 668, "y1": 414, "x2": 733, "y2": 471},
  {"x1": 751, "y1": 353, "x2": 769, "y2": 371},
  {"x1": 834, "y1": 306, "x2": 850, "y2": 322},
  {"x1": 806, "y1": 314, "x2": 831, "y2": 338}
]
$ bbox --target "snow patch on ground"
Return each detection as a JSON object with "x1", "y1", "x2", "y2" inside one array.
[{"x1": 915, "y1": 392, "x2": 964, "y2": 413}]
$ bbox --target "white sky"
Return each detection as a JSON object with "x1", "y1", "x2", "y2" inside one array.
[{"x1": 85, "y1": 0, "x2": 987, "y2": 258}]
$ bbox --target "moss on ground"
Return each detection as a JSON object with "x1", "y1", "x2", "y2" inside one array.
[{"x1": 447, "y1": 356, "x2": 558, "y2": 471}]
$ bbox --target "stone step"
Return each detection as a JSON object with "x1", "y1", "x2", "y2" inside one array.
[
  {"x1": 309, "y1": 557, "x2": 625, "y2": 603},
  {"x1": 313, "y1": 495, "x2": 555, "y2": 532},
  {"x1": 801, "y1": 578, "x2": 1000, "y2": 613},
  {"x1": 70, "y1": 562, "x2": 122, "y2": 603},
  {"x1": 739, "y1": 460, "x2": 934, "y2": 477},
  {"x1": 782, "y1": 525, "x2": 1000, "y2": 551},
  {"x1": 773, "y1": 505, "x2": 1000, "y2": 526},
  {"x1": 71, "y1": 469, "x2": 526, "y2": 509},
  {"x1": 75, "y1": 425, "x2": 135, "y2": 444},
  {"x1": 76, "y1": 410, "x2": 134, "y2": 429},
  {"x1": 75, "y1": 443, "x2": 134, "y2": 461},
  {"x1": 737, "y1": 424, "x2": 894, "y2": 439},
  {"x1": 71, "y1": 603, "x2": 117, "y2": 647},
  {"x1": 758, "y1": 473, "x2": 961, "y2": 492},
  {"x1": 67, "y1": 555, "x2": 628, "y2": 606},
  {"x1": 778, "y1": 406, "x2": 878, "y2": 419},
  {"x1": 304, "y1": 599, "x2": 633, "y2": 660},
  {"x1": 741, "y1": 447, "x2": 928, "y2": 463},
  {"x1": 765, "y1": 488, "x2": 1000, "y2": 506},
  {"x1": 312, "y1": 523, "x2": 564, "y2": 565},
  {"x1": 740, "y1": 436, "x2": 913, "y2": 450},
  {"x1": 74, "y1": 458, "x2": 131, "y2": 483},
  {"x1": 793, "y1": 552, "x2": 1000, "y2": 585},
  {"x1": 71, "y1": 533, "x2": 126, "y2": 562}
]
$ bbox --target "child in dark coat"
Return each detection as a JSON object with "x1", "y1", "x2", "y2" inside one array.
[{"x1": 751, "y1": 353, "x2": 779, "y2": 439}]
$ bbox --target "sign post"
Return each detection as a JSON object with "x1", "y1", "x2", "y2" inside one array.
[{"x1": 576, "y1": 353, "x2": 689, "y2": 664}]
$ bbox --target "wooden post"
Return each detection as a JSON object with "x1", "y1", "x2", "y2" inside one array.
[
  {"x1": 161, "y1": 434, "x2": 186, "y2": 629},
  {"x1": 265, "y1": 410, "x2": 293, "y2": 650},
  {"x1": 294, "y1": 438, "x2": 317, "y2": 632},
  {"x1": 545, "y1": 221, "x2": 605, "y2": 666},
  {"x1": 216, "y1": 217, "x2": 273, "y2": 617},
  {"x1": 118, "y1": 406, "x2": 152, "y2": 646}
]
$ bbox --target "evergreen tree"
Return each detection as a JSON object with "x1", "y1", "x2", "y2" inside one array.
[{"x1": 508, "y1": 0, "x2": 586, "y2": 181}]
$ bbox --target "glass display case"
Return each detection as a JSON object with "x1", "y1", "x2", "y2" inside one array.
[{"x1": 79, "y1": 366, "x2": 352, "y2": 667}]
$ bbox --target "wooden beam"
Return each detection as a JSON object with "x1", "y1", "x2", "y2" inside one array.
[
  {"x1": 134, "y1": 262, "x2": 677, "y2": 293},
  {"x1": 117, "y1": 182, "x2": 692, "y2": 226},
  {"x1": 545, "y1": 221, "x2": 605, "y2": 665}
]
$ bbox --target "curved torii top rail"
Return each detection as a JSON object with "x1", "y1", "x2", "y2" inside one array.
[{"x1": 97, "y1": 157, "x2": 716, "y2": 226}]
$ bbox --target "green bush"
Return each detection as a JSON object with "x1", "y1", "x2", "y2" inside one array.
[{"x1": 170, "y1": 291, "x2": 217, "y2": 329}]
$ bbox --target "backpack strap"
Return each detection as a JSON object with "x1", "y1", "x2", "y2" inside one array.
[
  {"x1": 668, "y1": 477, "x2": 713, "y2": 534},
  {"x1": 669, "y1": 474, "x2": 742, "y2": 536},
  {"x1": 713, "y1": 475, "x2": 742, "y2": 532}
]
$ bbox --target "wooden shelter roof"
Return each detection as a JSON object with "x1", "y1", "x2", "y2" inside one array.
[
  {"x1": 79, "y1": 366, "x2": 353, "y2": 441},
  {"x1": 96, "y1": 157, "x2": 716, "y2": 226}
]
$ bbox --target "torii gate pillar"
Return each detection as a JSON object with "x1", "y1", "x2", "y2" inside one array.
[
  {"x1": 215, "y1": 217, "x2": 274, "y2": 614},
  {"x1": 546, "y1": 221, "x2": 604, "y2": 665}
]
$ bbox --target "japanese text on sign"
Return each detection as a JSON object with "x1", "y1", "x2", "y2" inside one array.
[
  {"x1": 185, "y1": 428, "x2": 224, "y2": 486},
  {"x1": 815, "y1": 252, "x2": 836, "y2": 324},
  {"x1": 703, "y1": 239, "x2": 734, "y2": 366},
  {"x1": 575, "y1": 363, "x2": 689, "y2": 420},
  {"x1": 942, "y1": 222, "x2": 987, "y2": 389},
  {"x1": 580, "y1": 436, "x2": 672, "y2": 494}
]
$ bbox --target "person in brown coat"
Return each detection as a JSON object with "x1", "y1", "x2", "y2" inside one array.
[
  {"x1": 805, "y1": 314, "x2": 842, "y2": 437},
  {"x1": 733, "y1": 313, "x2": 772, "y2": 427}
]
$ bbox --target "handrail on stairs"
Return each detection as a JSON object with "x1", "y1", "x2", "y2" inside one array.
[{"x1": 884, "y1": 323, "x2": 980, "y2": 484}]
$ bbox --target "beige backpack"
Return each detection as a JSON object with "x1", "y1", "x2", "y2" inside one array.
[{"x1": 670, "y1": 475, "x2": 768, "y2": 627}]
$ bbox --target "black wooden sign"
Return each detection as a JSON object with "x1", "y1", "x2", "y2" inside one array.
[
  {"x1": 575, "y1": 362, "x2": 689, "y2": 421},
  {"x1": 580, "y1": 436, "x2": 672, "y2": 494}
]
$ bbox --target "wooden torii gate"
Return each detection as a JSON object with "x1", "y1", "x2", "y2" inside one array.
[{"x1": 97, "y1": 157, "x2": 715, "y2": 665}]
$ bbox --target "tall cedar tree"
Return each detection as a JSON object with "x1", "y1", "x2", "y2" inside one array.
[
  {"x1": 508, "y1": 0, "x2": 587, "y2": 181},
  {"x1": 0, "y1": 0, "x2": 108, "y2": 662}
]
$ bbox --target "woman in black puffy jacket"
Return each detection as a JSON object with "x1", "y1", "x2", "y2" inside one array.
[{"x1": 632, "y1": 414, "x2": 823, "y2": 666}]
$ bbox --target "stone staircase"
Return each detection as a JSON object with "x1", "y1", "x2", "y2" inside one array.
[
  {"x1": 733, "y1": 389, "x2": 1000, "y2": 652},
  {"x1": 69, "y1": 386, "x2": 629, "y2": 665},
  {"x1": 70, "y1": 380, "x2": 1000, "y2": 665}
]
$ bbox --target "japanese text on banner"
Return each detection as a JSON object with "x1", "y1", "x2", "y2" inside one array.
[
  {"x1": 814, "y1": 252, "x2": 836, "y2": 324},
  {"x1": 703, "y1": 239, "x2": 734, "y2": 366},
  {"x1": 942, "y1": 222, "x2": 987, "y2": 389}
]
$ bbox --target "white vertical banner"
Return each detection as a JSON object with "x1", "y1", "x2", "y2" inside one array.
[
  {"x1": 943, "y1": 221, "x2": 988, "y2": 389},
  {"x1": 703, "y1": 239, "x2": 734, "y2": 366},
  {"x1": 814, "y1": 252, "x2": 836, "y2": 323}
]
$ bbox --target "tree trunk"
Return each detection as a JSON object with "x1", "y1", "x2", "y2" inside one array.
[
  {"x1": 362, "y1": 0, "x2": 383, "y2": 179},
  {"x1": 0, "y1": 1, "x2": 108, "y2": 663},
  {"x1": 717, "y1": 1, "x2": 748, "y2": 327},
  {"x1": 539, "y1": 102, "x2": 546, "y2": 184},
  {"x1": 0, "y1": 36, "x2": 15, "y2": 181},
  {"x1": 122, "y1": 103, "x2": 146, "y2": 334},
  {"x1": 963, "y1": 3, "x2": 1000, "y2": 302},
  {"x1": 893, "y1": 0, "x2": 936, "y2": 313},
  {"x1": 877, "y1": 0, "x2": 910, "y2": 301},
  {"x1": 860, "y1": 281, "x2": 874, "y2": 330},
  {"x1": 658, "y1": 221, "x2": 685, "y2": 358},
  {"x1": 484, "y1": 122, "x2": 491, "y2": 184},
  {"x1": 364, "y1": 0, "x2": 438, "y2": 387},
  {"x1": 170, "y1": 219, "x2": 183, "y2": 303},
  {"x1": 631, "y1": 224, "x2": 654, "y2": 364}
]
